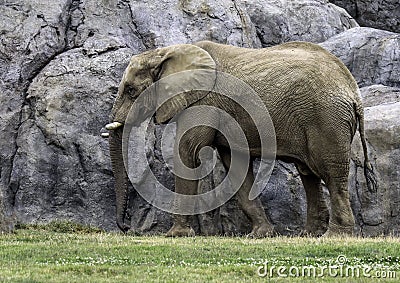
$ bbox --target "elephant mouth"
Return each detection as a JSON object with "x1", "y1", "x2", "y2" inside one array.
[{"x1": 101, "y1": 121, "x2": 124, "y2": 138}]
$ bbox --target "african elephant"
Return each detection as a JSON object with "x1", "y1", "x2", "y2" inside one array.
[{"x1": 103, "y1": 41, "x2": 376, "y2": 237}]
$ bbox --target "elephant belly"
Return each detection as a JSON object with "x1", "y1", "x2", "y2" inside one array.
[
  {"x1": 213, "y1": 107, "x2": 309, "y2": 163},
  {"x1": 214, "y1": 130, "x2": 263, "y2": 156}
]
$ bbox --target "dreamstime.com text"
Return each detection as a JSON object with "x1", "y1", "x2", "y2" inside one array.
[{"x1": 257, "y1": 255, "x2": 397, "y2": 279}]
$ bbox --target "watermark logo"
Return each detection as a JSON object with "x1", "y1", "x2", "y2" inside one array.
[
  {"x1": 122, "y1": 69, "x2": 276, "y2": 215},
  {"x1": 257, "y1": 255, "x2": 397, "y2": 279}
]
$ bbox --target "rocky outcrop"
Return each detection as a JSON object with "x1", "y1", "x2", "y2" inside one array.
[
  {"x1": 329, "y1": 0, "x2": 400, "y2": 33},
  {"x1": 10, "y1": 48, "x2": 133, "y2": 228},
  {"x1": 245, "y1": 0, "x2": 358, "y2": 47},
  {"x1": 350, "y1": 85, "x2": 400, "y2": 236},
  {"x1": 0, "y1": 0, "x2": 399, "y2": 236},
  {"x1": 360, "y1": 85, "x2": 400, "y2": 108},
  {"x1": 321, "y1": 27, "x2": 400, "y2": 88},
  {"x1": 0, "y1": 190, "x2": 14, "y2": 233},
  {"x1": 0, "y1": 0, "x2": 71, "y2": 232}
]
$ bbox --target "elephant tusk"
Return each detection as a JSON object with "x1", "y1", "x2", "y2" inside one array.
[
  {"x1": 101, "y1": 132, "x2": 110, "y2": 138},
  {"x1": 105, "y1": 122, "x2": 123, "y2": 130}
]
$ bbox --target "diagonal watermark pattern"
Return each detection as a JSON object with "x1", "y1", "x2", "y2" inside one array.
[{"x1": 122, "y1": 70, "x2": 276, "y2": 215}]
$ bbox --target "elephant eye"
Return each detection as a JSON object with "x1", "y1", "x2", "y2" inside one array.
[{"x1": 124, "y1": 85, "x2": 137, "y2": 98}]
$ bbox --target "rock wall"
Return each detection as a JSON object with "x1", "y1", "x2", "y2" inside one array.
[
  {"x1": 320, "y1": 27, "x2": 400, "y2": 88},
  {"x1": 0, "y1": 0, "x2": 399, "y2": 236},
  {"x1": 329, "y1": 0, "x2": 400, "y2": 33},
  {"x1": 350, "y1": 85, "x2": 400, "y2": 236},
  {"x1": 245, "y1": 0, "x2": 358, "y2": 47}
]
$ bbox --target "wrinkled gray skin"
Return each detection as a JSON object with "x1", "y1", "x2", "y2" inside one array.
[{"x1": 105, "y1": 41, "x2": 377, "y2": 237}]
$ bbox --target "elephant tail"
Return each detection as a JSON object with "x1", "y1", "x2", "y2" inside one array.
[{"x1": 355, "y1": 102, "x2": 378, "y2": 192}]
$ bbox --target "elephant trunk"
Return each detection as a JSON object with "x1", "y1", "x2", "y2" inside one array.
[{"x1": 108, "y1": 127, "x2": 131, "y2": 232}]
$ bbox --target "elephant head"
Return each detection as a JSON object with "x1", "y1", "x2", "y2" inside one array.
[{"x1": 104, "y1": 44, "x2": 216, "y2": 232}]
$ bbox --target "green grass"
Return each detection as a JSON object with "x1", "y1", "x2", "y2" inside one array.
[{"x1": 0, "y1": 222, "x2": 399, "y2": 282}]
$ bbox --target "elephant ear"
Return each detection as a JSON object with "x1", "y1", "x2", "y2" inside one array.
[{"x1": 152, "y1": 44, "x2": 216, "y2": 123}]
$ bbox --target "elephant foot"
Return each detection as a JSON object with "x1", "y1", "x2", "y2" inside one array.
[
  {"x1": 117, "y1": 221, "x2": 131, "y2": 233},
  {"x1": 300, "y1": 222, "x2": 329, "y2": 237},
  {"x1": 166, "y1": 224, "x2": 195, "y2": 237},
  {"x1": 322, "y1": 223, "x2": 354, "y2": 237},
  {"x1": 301, "y1": 209, "x2": 329, "y2": 237},
  {"x1": 247, "y1": 224, "x2": 275, "y2": 238},
  {"x1": 300, "y1": 227, "x2": 326, "y2": 237}
]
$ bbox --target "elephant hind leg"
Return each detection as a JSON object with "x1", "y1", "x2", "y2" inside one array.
[
  {"x1": 317, "y1": 156, "x2": 355, "y2": 237},
  {"x1": 324, "y1": 175, "x2": 355, "y2": 236},
  {"x1": 218, "y1": 148, "x2": 274, "y2": 237},
  {"x1": 306, "y1": 128, "x2": 355, "y2": 236},
  {"x1": 296, "y1": 164, "x2": 329, "y2": 237}
]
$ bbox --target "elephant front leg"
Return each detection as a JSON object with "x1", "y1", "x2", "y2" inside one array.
[
  {"x1": 166, "y1": 124, "x2": 216, "y2": 237},
  {"x1": 166, "y1": 176, "x2": 196, "y2": 237}
]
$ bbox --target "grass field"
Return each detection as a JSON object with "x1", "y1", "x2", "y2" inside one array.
[{"x1": 0, "y1": 222, "x2": 399, "y2": 282}]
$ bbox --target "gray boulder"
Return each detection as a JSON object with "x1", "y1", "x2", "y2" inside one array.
[
  {"x1": 350, "y1": 85, "x2": 400, "y2": 236},
  {"x1": 321, "y1": 27, "x2": 400, "y2": 88},
  {"x1": 360, "y1": 85, "x2": 400, "y2": 108},
  {"x1": 0, "y1": 190, "x2": 14, "y2": 233},
  {"x1": 0, "y1": 0, "x2": 71, "y2": 232},
  {"x1": 9, "y1": 48, "x2": 133, "y2": 229},
  {"x1": 329, "y1": 0, "x2": 400, "y2": 33},
  {"x1": 126, "y1": 0, "x2": 261, "y2": 48},
  {"x1": 245, "y1": 0, "x2": 358, "y2": 47}
]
